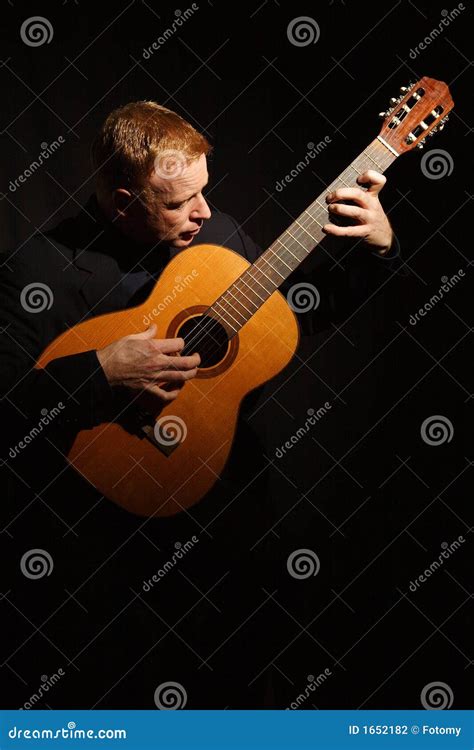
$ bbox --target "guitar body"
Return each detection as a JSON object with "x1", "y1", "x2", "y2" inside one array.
[{"x1": 36, "y1": 244, "x2": 299, "y2": 517}]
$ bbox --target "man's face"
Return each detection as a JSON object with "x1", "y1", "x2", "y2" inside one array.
[{"x1": 139, "y1": 152, "x2": 212, "y2": 248}]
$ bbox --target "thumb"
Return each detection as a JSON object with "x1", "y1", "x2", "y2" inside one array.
[{"x1": 129, "y1": 323, "x2": 157, "y2": 340}]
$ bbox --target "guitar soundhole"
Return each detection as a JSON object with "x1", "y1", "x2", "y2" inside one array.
[{"x1": 179, "y1": 315, "x2": 230, "y2": 369}]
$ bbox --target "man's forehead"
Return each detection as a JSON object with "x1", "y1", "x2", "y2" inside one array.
[{"x1": 150, "y1": 153, "x2": 208, "y2": 196}]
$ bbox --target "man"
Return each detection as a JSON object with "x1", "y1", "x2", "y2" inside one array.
[{"x1": 1, "y1": 101, "x2": 399, "y2": 708}]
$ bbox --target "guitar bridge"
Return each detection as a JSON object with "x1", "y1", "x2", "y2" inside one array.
[{"x1": 140, "y1": 422, "x2": 180, "y2": 457}]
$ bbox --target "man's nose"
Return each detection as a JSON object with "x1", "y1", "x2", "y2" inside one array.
[{"x1": 191, "y1": 195, "x2": 211, "y2": 221}]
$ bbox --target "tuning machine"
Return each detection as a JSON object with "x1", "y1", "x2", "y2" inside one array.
[{"x1": 378, "y1": 83, "x2": 414, "y2": 120}]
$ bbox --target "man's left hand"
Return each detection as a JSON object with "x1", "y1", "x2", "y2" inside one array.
[{"x1": 323, "y1": 170, "x2": 393, "y2": 255}]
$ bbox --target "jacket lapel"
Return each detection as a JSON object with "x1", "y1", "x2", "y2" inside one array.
[{"x1": 73, "y1": 247, "x2": 125, "y2": 316}]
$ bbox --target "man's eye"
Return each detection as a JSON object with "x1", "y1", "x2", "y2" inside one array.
[{"x1": 168, "y1": 202, "x2": 185, "y2": 210}]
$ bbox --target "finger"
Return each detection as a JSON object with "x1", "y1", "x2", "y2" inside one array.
[
  {"x1": 328, "y1": 203, "x2": 368, "y2": 222},
  {"x1": 322, "y1": 223, "x2": 371, "y2": 238},
  {"x1": 326, "y1": 187, "x2": 369, "y2": 207},
  {"x1": 152, "y1": 337, "x2": 185, "y2": 354},
  {"x1": 356, "y1": 170, "x2": 386, "y2": 195},
  {"x1": 158, "y1": 367, "x2": 199, "y2": 382},
  {"x1": 128, "y1": 323, "x2": 157, "y2": 340},
  {"x1": 165, "y1": 353, "x2": 201, "y2": 370},
  {"x1": 145, "y1": 384, "x2": 182, "y2": 402}
]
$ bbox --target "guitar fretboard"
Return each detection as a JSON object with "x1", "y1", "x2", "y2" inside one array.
[{"x1": 211, "y1": 137, "x2": 397, "y2": 335}]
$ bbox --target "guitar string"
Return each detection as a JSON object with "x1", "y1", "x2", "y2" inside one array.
[
  {"x1": 178, "y1": 114, "x2": 413, "y2": 362},
  {"x1": 179, "y1": 142, "x2": 395, "y2": 362},
  {"x1": 179, "y1": 146, "x2": 393, "y2": 363}
]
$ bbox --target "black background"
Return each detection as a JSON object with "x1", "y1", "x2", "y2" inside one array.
[{"x1": 1, "y1": 0, "x2": 472, "y2": 710}]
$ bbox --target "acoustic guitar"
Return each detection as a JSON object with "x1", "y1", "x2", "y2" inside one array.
[{"x1": 37, "y1": 76, "x2": 454, "y2": 517}]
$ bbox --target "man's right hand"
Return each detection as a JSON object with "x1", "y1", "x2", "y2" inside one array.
[{"x1": 96, "y1": 323, "x2": 200, "y2": 403}]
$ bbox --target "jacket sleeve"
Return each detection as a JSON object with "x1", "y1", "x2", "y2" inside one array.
[{"x1": 0, "y1": 251, "x2": 114, "y2": 449}]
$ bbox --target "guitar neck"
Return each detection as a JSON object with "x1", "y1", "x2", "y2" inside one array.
[{"x1": 210, "y1": 137, "x2": 398, "y2": 336}]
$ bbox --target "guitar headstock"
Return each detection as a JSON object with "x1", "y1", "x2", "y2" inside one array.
[{"x1": 378, "y1": 76, "x2": 454, "y2": 154}]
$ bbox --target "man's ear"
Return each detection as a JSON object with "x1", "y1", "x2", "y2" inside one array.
[{"x1": 112, "y1": 188, "x2": 134, "y2": 218}]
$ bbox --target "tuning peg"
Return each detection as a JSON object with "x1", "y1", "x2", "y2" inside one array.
[
  {"x1": 390, "y1": 97, "x2": 398, "y2": 105},
  {"x1": 438, "y1": 124, "x2": 445, "y2": 131},
  {"x1": 400, "y1": 86, "x2": 408, "y2": 93},
  {"x1": 417, "y1": 137, "x2": 427, "y2": 149},
  {"x1": 378, "y1": 111, "x2": 388, "y2": 119}
]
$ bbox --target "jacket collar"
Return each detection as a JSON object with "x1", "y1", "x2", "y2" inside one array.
[{"x1": 47, "y1": 195, "x2": 171, "y2": 313}]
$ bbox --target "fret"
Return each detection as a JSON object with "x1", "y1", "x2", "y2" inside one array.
[
  {"x1": 286, "y1": 229, "x2": 311, "y2": 253},
  {"x1": 213, "y1": 301, "x2": 239, "y2": 332},
  {"x1": 255, "y1": 263, "x2": 277, "y2": 284},
  {"x1": 238, "y1": 275, "x2": 266, "y2": 302},
  {"x1": 246, "y1": 270, "x2": 271, "y2": 295},
  {"x1": 209, "y1": 137, "x2": 399, "y2": 338},
  {"x1": 258, "y1": 253, "x2": 285, "y2": 280},
  {"x1": 310, "y1": 200, "x2": 327, "y2": 213},
  {"x1": 362, "y1": 150, "x2": 383, "y2": 170},
  {"x1": 347, "y1": 163, "x2": 361, "y2": 177},
  {"x1": 270, "y1": 243, "x2": 295, "y2": 269},
  {"x1": 273, "y1": 238, "x2": 300, "y2": 271},
  {"x1": 230, "y1": 279, "x2": 260, "y2": 309},
  {"x1": 225, "y1": 287, "x2": 255, "y2": 316},
  {"x1": 219, "y1": 298, "x2": 247, "y2": 327},
  {"x1": 220, "y1": 291, "x2": 252, "y2": 323},
  {"x1": 294, "y1": 219, "x2": 318, "y2": 241},
  {"x1": 304, "y1": 208, "x2": 325, "y2": 228}
]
